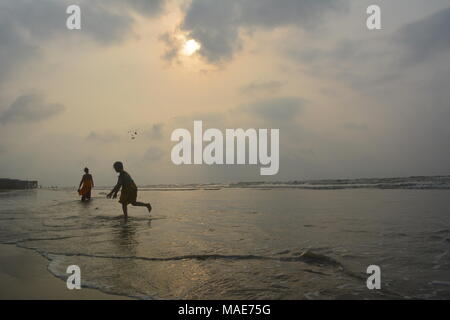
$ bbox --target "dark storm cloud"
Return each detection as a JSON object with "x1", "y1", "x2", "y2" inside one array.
[
  {"x1": 394, "y1": 7, "x2": 450, "y2": 64},
  {"x1": 0, "y1": 94, "x2": 64, "y2": 125},
  {"x1": 181, "y1": 0, "x2": 348, "y2": 63},
  {"x1": 241, "y1": 97, "x2": 304, "y2": 123}
]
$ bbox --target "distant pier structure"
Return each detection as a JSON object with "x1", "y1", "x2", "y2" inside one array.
[{"x1": 0, "y1": 178, "x2": 38, "y2": 189}]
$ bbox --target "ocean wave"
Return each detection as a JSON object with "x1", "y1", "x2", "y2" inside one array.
[
  {"x1": 11, "y1": 246, "x2": 346, "y2": 269},
  {"x1": 116, "y1": 175, "x2": 450, "y2": 190}
]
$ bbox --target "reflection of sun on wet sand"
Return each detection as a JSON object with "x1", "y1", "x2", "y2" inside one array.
[{"x1": 0, "y1": 244, "x2": 131, "y2": 300}]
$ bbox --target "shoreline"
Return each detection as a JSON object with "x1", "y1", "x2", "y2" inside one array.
[{"x1": 0, "y1": 244, "x2": 132, "y2": 300}]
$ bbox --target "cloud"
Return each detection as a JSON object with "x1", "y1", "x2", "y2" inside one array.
[
  {"x1": 159, "y1": 32, "x2": 182, "y2": 63},
  {"x1": 239, "y1": 80, "x2": 285, "y2": 95},
  {"x1": 289, "y1": 6, "x2": 450, "y2": 90},
  {"x1": 394, "y1": 7, "x2": 450, "y2": 64},
  {"x1": 0, "y1": 0, "x2": 134, "y2": 44},
  {"x1": 110, "y1": 0, "x2": 166, "y2": 17},
  {"x1": 86, "y1": 131, "x2": 120, "y2": 143},
  {"x1": 146, "y1": 123, "x2": 164, "y2": 140},
  {"x1": 0, "y1": 94, "x2": 64, "y2": 125},
  {"x1": 143, "y1": 146, "x2": 164, "y2": 163},
  {"x1": 0, "y1": 18, "x2": 38, "y2": 85},
  {"x1": 241, "y1": 97, "x2": 304, "y2": 123},
  {"x1": 0, "y1": 0, "x2": 167, "y2": 85},
  {"x1": 343, "y1": 122, "x2": 368, "y2": 131},
  {"x1": 181, "y1": 0, "x2": 348, "y2": 63}
]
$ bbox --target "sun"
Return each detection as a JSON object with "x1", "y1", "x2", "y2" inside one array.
[{"x1": 182, "y1": 39, "x2": 201, "y2": 56}]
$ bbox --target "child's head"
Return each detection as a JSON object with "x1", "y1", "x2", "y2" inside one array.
[
  {"x1": 113, "y1": 161, "x2": 124, "y2": 172},
  {"x1": 84, "y1": 167, "x2": 89, "y2": 173}
]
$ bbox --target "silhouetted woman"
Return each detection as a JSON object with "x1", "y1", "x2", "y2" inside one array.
[{"x1": 78, "y1": 167, "x2": 94, "y2": 201}]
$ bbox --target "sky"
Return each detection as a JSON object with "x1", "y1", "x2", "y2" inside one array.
[{"x1": 1, "y1": 0, "x2": 450, "y2": 186}]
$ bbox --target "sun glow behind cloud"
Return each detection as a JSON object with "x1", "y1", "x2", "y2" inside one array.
[{"x1": 181, "y1": 39, "x2": 201, "y2": 56}]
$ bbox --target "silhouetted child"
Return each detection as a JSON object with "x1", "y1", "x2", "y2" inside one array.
[
  {"x1": 107, "y1": 161, "x2": 152, "y2": 218},
  {"x1": 78, "y1": 167, "x2": 94, "y2": 201}
]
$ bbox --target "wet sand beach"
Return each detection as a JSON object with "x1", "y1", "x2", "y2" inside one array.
[{"x1": 0, "y1": 244, "x2": 130, "y2": 300}]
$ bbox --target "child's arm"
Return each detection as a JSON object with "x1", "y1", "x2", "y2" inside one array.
[{"x1": 107, "y1": 176, "x2": 122, "y2": 198}]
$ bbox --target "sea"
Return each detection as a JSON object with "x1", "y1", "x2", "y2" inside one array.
[{"x1": 1, "y1": 175, "x2": 449, "y2": 299}]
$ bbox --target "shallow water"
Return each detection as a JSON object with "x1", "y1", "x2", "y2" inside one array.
[{"x1": 0, "y1": 188, "x2": 449, "y2": 299}]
